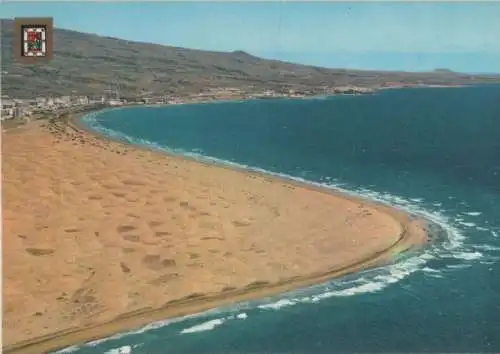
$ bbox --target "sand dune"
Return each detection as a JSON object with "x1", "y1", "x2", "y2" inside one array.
[{"x1": 2, "y1": 118, "x2": 427, "y2": 353}]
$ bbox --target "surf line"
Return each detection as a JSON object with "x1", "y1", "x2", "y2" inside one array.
[{"x1": 3, "y1": 110, "x2": 429, "y2": 354}]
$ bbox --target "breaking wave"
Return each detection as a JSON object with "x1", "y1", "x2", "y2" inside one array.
[
  {"x1": 181, "y1": 319, "x2": 226, "y2": 334},
  {"x1": 180, "y1": 312, "x2": 248, "y2": 334}
]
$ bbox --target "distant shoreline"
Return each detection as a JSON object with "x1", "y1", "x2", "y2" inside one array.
[
  {"x1": 1, "y1": 82, "x2": 474, "y2": 130},
  {"x1": 64, "y1": 82, "x2": 468, "y2": 122},
  {"x1": 4, "y1": 96, "x2": 430, "y2": 354}
]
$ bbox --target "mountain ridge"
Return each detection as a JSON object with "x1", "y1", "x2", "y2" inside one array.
[{"x1": 2, "y1": 18, "x2": 500, "y2": 98}]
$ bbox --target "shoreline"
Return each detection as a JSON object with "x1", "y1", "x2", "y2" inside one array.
[
  {"x1": 2, "y1": 82, "x2": 472, "y2": 132},
  {"x1": 71, "y1": 106, "x2": 428, "y2": 228},
  {"x1": 3, "y1": 107, "x2": 430, "y2": 354},
  {"x1": 6, "y1": 224, "x2": 418, "y2": 354}
]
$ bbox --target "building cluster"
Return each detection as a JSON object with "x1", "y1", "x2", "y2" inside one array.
[
  {"x1": 1, "y1": 85, "x2": 376, "y2": 121},
  {"x1": 0, "y1": 95, "x2": 108, "y2": 120}
]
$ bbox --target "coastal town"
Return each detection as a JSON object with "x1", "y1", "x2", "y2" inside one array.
[
  {"x1": 1, "y1": 79, "x2": 467, "y2": 123},
  {"x1": 1, "y1": 85, "x2": 377, "y2": 121},
  {"x1": 3, "y1": 4, "x2": 500, "y2": 354}
]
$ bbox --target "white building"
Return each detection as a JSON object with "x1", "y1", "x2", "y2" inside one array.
[
  {"x1": 54, "y1": 96, "x2": 70, "y2": 105},
  {"x1": 108, "y1": 99, "x2": 123, "y2": 106},
  {"x1": 13, "y1": 106, "x2": 24, "y2": 118},
  {"x1": 76, "y1": 96, "x2": 89, "y2": 105}
]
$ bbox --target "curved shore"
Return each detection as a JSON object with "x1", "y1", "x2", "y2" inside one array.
[{"x1": 3, "y1": 111, "x2": 428, "y2": 353}]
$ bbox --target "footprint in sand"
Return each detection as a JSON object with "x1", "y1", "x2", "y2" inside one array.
[{"x1": 142, "y1": 254, "x2": 177, "y2": 271}]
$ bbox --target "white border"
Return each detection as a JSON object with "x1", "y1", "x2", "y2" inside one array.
[
  {"x1": 1, "y1": 3, "x2": 499, "y2": 353},
  {"x1": 5, "y1": 0, "x2": 500, "y2": 1}
]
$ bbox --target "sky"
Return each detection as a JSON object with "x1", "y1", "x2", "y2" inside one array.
[{"x1": 3, "y1": 1, "x2": 500, "y2": 73}]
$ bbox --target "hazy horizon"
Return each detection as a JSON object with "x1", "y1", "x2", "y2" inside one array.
[{"x1": 2, "y1": 2, "x2": 500, "y2": 74}]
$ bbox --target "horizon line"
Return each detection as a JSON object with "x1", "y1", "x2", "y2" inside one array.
[{"x1": 2, "y1": 17, "x2": 500, "y2": 75}]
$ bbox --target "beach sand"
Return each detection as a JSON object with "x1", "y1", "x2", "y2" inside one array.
[{"x1": 2, "y1": 118, "x2": 428, "y2": 353}]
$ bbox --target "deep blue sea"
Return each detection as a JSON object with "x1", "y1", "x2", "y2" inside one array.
[{"x1": 65, "y1": 85, "x2": 499, "y2": 354}]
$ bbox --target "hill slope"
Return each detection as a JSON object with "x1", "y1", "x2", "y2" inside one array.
[{"x1": 2, "y1": 19, "x2": 499, "y2": 98}]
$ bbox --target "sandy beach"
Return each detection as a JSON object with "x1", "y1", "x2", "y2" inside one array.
[{"x1": 2, "y1": 115, "x2": 428, "y2": 353}]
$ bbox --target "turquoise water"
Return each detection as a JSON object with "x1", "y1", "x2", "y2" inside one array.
[{"x1": 65, "y1": 86, "x2": 499, "y2": 353}]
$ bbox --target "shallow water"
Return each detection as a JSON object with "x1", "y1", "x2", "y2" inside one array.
[{"x1": 66, "y1": 85, "x2": 500, "y2": 353}]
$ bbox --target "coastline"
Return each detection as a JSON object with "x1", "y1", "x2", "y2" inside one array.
[
  {"x1": 5, "y1": 225, "x2": 420, "y2": 354},
  {"x1": 70, "y1": 105, "x2": 429, "y2": 230},
  {"x1": 71, "y1": 107, "x2": 429, "y2": 234},
  {"x1": 3, "y1": 106, "x2": 429, "y2": 354}
]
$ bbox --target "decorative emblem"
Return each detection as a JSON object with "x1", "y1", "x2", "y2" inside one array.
[{"x1": 14, "y1": 17, "x2": 54, "y2": 64}]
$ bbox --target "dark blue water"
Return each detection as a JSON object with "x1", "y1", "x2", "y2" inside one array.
[{"x1": 67, "y1": 86, "x2": 499, "y2": 354}]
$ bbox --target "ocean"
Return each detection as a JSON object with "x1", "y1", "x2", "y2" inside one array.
[{"x1": 66, "y1": 85, "x2": 499, "y2": 353}]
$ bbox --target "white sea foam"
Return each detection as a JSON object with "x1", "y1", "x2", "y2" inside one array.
[
  {"x1": 458, "y1": 221, "x2": 476, "y2": 227},
  {"x1": 74, "y1": 311, "x2": 211, "y2": 349},
  {"x1": 315, "y1": 282, "x2": 386, "y2": 298},
  {"x1": 236, "y1": 312, "x2": 248, "y2": 319},
  {"x1": 104, "y1": 345, "x2": 132, "y2": 354},
  {"x1": 258, "y1": 299, "x2": 296, "y2": 310},
  {"x1": 473, "y1": 244, "x2": 500, "y2": 252},
  {"x1": 85, "y1": 338, "x2": 112, "y2": 347},
  {"x1": 181, "y1": 318, "x2": 225, "y2": 334},
  {"x1": 179, "y1": 311, "x2": 248, "y2": 336},
  {"x1": 464, "y1": 211, "x2": 482, "y2": 216},
  {"x1": 480, "y1": 260, "x2": 496, "y2": 266},
  {"x1": 421, "y1": 266, "x2": 440, "y2": 273},
  {"x1": 426, "y1": 273, "x2": 445, "y2": 278},
  {"x1": 445, "y1": 263, "x2": 474, "y2": 270},
  {"x1": 452, "y1": 251, "x2": 483, "y2": 261},
  {"x1": 53, "y1": 345, "x2": 80, "y2": 353}
]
